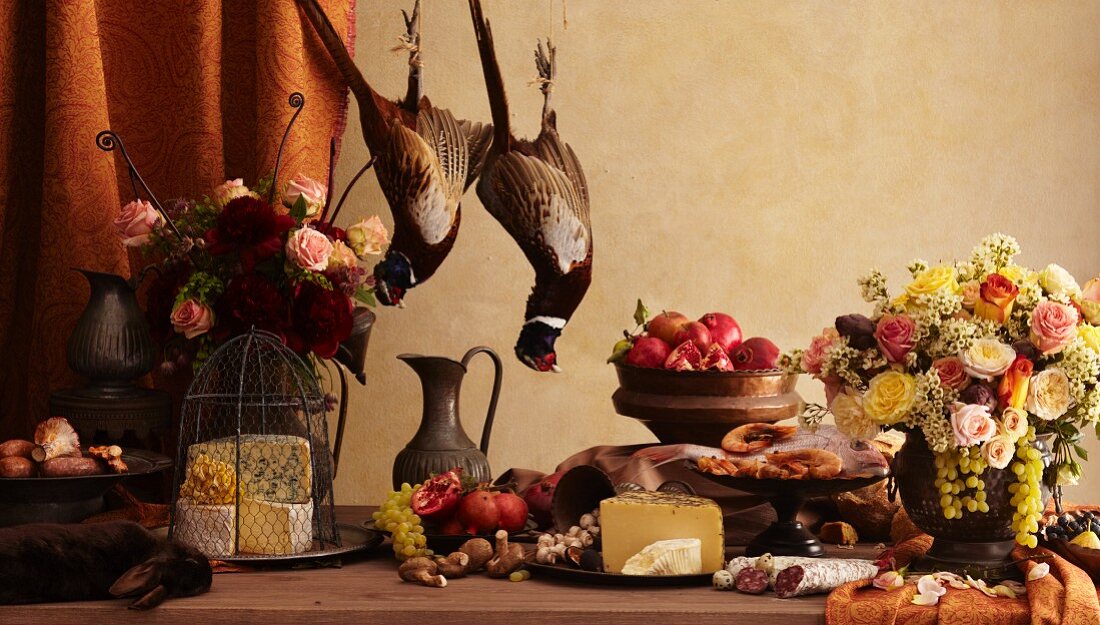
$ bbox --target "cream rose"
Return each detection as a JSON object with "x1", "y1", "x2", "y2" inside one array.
[
  {"x1": 801, "y1": 328, "x2": 839, "y2": 376},
  {"x1": 1025, "y1": 368, "x2": 1072, "y2": 421},
  {"x1": 328, "y1": 240, "x2": 358, "y2": 269},
  {"x1": 213, "y1": 178, "x2": 251, "y2": 206},
  {"x1": 999, "y1": 407, "x2": 1029, "y2": 441},
  {"x1": 284, "y1": 173, "x2": 327, "y2": 219},
  {"x1": 346, "y1": 216, "x2": 390, "y2": 257},
  {"x1": 114, "y1": 199, "x2": 161, "y2": 247},
  {"x1": 1039, "y1": 264, "x2": 1081, "y2": 299},
  {"x1": 1079, "y1": 278, "x2": 1100, "y2": 325},
  {"x1": 1029, "y1": 300, "x2": 1079, "y2": 355},
  {"x1": 863, "y1": 371, "x2": 917, "y2": 425},
  {"x1": 1057, "y1": 464, "x2": 1080, "y2": 486},
  {"x1": 950, "y1": 403, "x2": 997, "y2": 447},
  {"x1": 959, "y1": 339, "x2": 1016, "y2": 381},
  {"x1": 905, "y1": 265, "x2": 959, "y2": 298},
  {"x1": 170, "y1": 299, "x2": 214, "y2": 339},
  {"x1": 960, "y1": 281, "x2": 981, "y2": 310},
  {"x1": 830, "y1": 387, "x2": 877, "y2": 440},
  {"x1": 285, "y1": 227, "x2": 334, "y2": 272},
  {"x1": 981, "y1": 435, "x2": 1014, "y2": 470}
]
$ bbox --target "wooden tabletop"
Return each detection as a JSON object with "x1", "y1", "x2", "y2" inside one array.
[{"x1": 1, "y1": 506, "x2": 876, "y2": 625}]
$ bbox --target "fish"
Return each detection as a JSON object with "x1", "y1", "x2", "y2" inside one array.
[{"x1": 633, "y1": 424, "x2": 890, "y2": 479}]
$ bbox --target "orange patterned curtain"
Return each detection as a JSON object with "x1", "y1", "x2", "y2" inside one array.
[{"x1": 0, "y1": 0, "x2": 355, "y2": 440}]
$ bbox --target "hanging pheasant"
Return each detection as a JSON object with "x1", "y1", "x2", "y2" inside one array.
[
  {"x1": 468, "y1": 0, "x2": 593, "y2": 372},
  {"x1": 296, "y1": 0, "x2": 492, "y2": 306}
]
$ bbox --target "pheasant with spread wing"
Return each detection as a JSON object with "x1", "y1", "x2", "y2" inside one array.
[
  {"x1": 468, "y1": 0, "x2": 593, "y2": 372},
  {"x1": 296, "y1": 0, "x2": 492, "y2": 306}
]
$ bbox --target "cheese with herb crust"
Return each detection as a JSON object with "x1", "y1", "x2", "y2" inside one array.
[{"x1": 600, "y1": 491, "x2": 724, "y2": 574}]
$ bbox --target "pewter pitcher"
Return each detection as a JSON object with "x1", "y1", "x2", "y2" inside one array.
[{"x1": 392, "y1": 347, "x2": 502, "y2": 489}]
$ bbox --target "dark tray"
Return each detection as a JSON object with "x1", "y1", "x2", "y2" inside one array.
[
  {"x1": 524, "y1": 561, "x2": 712, "y2": 586},
  {"x1": 690, "y1": 462, "x2": 884, "y2": 557},
  {"x1": 0, "y1": 449, "x2": 172, "y2": 526}
]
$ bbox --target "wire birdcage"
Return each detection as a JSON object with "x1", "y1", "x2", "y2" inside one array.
[{"x1": 168, "y1": 328, "x2": 339, "y2": 559}]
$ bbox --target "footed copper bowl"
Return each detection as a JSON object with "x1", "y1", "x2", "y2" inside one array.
[{"x1": 612, "y1": 364, "x2": 803, "y2": 446}]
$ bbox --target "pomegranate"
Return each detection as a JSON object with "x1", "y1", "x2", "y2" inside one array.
[
  {"x1": 439, "y1": 516, "x2": 466, "y2": 536},
  {"x1": 673, "y1": 321, "x2": 712, "y2": 351},
  {"x1": 701, "y1": 343, "x2": 734, "y2": 371},
  {"x1": 494, "y1": 492, "x2": 529, "y2": 533},
  {"x1": 410, "y1": 469, "x2": 463, "y2": 522},
  {"x1": 457, "y1": 490, "x2": 500, "y2": 535},
  {"x1": 523, "y1": 471, "x2": 563, "y2": 528},
  {"x1": 646, "y1": 311, "x2": 689, "y2": 345},
  {"x1": 664, "y1": 340, "x2": 703, "y2": 371},
  {"x1": 731, "y1": 337, "x2": 781, "y2": 371},
  {"x1": 699, "y1": 312, "x2": 743, "y2": 352},
  {"x1": 625, "y1": 336, "x2": 672, "y2": 368}
]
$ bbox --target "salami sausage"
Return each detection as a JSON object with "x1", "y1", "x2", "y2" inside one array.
[
  {"x1": 39, "y1": 457, "x2": 102, "y2": 477},
  {"x1": 0, "y1": 456, "x2": 35, "y2": 478},
  {"x1": 773, "y1": 560, "x2": 880, "y2": 598},
  {"x1": 0, "y1": 439, "x2": 35, "y2": 459},
  {"x1": 735, "y1": 568, "x2": 769, "y2": 594}
]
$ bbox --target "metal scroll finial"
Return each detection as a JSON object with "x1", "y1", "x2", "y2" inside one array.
[
  {"x1": 95, "y1": 130, "x2": 184, "y2": 242},
  {"x1": 269, "y1": 91, "x2": 306, "y2": 205}
]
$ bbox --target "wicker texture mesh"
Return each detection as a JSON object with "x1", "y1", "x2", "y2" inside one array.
[{"x1": 169, "y1": 329, "x2": 338, "y2": 558}]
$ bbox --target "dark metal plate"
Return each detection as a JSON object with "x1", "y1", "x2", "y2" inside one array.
[
  {"x1": 206, "y1": 524, "x2": 384, "y2": 564},
  {"x1": 524, "y1": 562, "x2": 712, "y2": 586}
]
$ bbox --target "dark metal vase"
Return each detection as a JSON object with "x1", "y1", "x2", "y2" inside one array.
[
  {"x1": 894, "y1": 432, "x2": 1052, "y2": 578},
  {"x1": 66, "y1": 270, "x2": 157, "y2": 391},
  {"x1": 392, "y1": 347, "x2": 502, "y2": 489}
]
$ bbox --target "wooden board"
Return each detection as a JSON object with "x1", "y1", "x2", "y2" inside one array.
[{"x1": 0, "y1": 506, "x2": 878, "y2": 625}]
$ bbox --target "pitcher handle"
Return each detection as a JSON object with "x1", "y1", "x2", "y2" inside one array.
[{"x1": 461, "y1": 346, "x2": 503, "y2": 456}]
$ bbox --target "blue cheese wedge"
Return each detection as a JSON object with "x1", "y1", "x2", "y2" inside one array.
[
  {"x1": 185, "y1": 435, "x2": 312, "y2": 503},
  {"x1": 600, "y1": 491, "x2": 724, "y2": 574},
  {"x1": 622, "y1": 538, "x2": 703, "y2": 575}
]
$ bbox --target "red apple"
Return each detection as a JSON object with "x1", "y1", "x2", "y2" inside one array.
[
  {"x1": 646, "y1": 311, "x2": 689, "y2": 345},
  {"x1": 698, "y1": 312, "x2": 743, "y2": 353},
  {"x1": 673, "y1": 321, "x2": 712, "y2": 351},
  {"x1": 665, "y1": 341, "x2": 703, "y2": 371},
  {"x1": 701, "y1": 343, "x2": 734, "y2": 371},
  {"x1": 730, "y1": 337, "x2": 781, "y2": 371},
  {"x1": 625, "y1": 336, "x2": 673, "y2": 368}
]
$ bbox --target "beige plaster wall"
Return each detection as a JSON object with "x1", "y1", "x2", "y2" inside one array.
[{"x1": 331, "y1": 0, "x2": 1100, "y2": 504}]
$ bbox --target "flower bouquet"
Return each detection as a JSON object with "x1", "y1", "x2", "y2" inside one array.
[{"x1": 786, "y1": 234, "x2": 1100, "y2": 548}]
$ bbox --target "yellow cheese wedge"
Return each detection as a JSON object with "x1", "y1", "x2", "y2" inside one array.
[
  {"x1": 174, "y1": 497, "x2": 314, "y2": 556},
  {"x1": 621, "y1": 538, "x2": 702, "y2": 575},
  {"x1": 600, "y1": 491, "x2": 724, "y2": 574},
  {"x1": 186, "y1": 435, "x2": 312, "y2": 503}
]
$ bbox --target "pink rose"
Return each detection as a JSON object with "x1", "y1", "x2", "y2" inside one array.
[
  {"x1": 950, "y1": 403, "x2": 997, "y2": 447},
  {"x1": 960, "y1": 281, "x2": 981, "y2": 310},
  {"x1": 874, "y1": 314, "x2": 917, "y2": 363},
  {"x1": 1029, "y1": 301, "x2": 1079, "y2": 355},
  {"x1": 170, "y1": 299, "x2": 214, "y2": 339},
  {"x1": 114, "y1": 200, "x2": 161, "y2": 247},
  {"x1": 283, "y1": 173, "x2": 327, "y2": 219},
  {"x1": 931, "y1": 357, "x2": 971, "y2": 391},
  {"x1": 285, "y1": 228, "x2": 334, "y2": 272},
  {"x1": 346, "y1": 216, "x2": 390, "y2": 257},
  {"x1": 801, "y1": 327, "x2": 839, "y2": 376},
  {"x1": 213, "y1": 178, "x2": 251, "y2": 206}
]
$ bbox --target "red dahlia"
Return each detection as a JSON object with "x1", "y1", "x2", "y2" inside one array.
[
  {"x1": 204, "y1": 196, "x2": 295, "y2": 270},
  {"x1": 287, "y1": 281, "x2": 353, "y2": 358}
]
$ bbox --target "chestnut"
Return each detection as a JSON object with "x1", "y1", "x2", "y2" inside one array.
[{"x1": 579, "y1": 549, "x2": 603, "y2": 572}]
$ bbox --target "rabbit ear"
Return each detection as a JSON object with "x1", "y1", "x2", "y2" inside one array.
[
  {"x1": 128, "y1": 584, "x2": 168, "y2": 610},
  {"x1": 109, "y1": 560, "x2": 162, "y2": 598}
]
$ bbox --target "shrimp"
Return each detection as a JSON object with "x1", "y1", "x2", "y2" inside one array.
[
  {"x1": 763, "y1": 449, "x2": 844, "y2": 479},
  {"x1": 697, "y1": 456, "x2": 766, "y2": 477},
  {"x1": 721, "y1": 423, "x2": 799, "y2": 454}
]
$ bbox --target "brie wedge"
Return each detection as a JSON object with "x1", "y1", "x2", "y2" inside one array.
[{"x1": 621, "y1": 538, "x2": 703, "y2": 576}]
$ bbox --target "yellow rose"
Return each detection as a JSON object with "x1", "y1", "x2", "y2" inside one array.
[
  {"x1": 863, "y1": 371, "x2": 917, "y2": 425},
  {"x1": 905, "y1": 265, "x2": 959, "y2": 298},
  {"x1": 1079, "y1": 325, "x2": 1100, "y2": 353},
  {"x1": 997, "y1": 264, "x2": 1027, "y2": 284}
]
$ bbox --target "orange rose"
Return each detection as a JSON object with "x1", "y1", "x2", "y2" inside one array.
[
  {"x1": 997, "y1": 355, "x2": 1033, "y2": 411},
  {"x1": 974, "y1": 273, "x2": 1019, "y2": 324}
]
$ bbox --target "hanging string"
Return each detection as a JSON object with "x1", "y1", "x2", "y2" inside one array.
[{"x1": 391, "y1": 1, "x2": 423, "y2": 68}]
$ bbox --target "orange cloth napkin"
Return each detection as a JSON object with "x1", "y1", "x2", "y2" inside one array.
[{"x1": 826, "y1": 534, "x2": 1100, "y2": 625}]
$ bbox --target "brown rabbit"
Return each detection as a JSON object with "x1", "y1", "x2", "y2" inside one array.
[{"x1": 0, "y1": 521, "x2": 212, "y2": 609}]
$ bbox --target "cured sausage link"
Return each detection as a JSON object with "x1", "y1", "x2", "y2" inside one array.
[{"x1": 773, "y1": 561, "x2": 880, "y2": 598}]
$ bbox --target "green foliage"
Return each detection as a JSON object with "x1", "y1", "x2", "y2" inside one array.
[
  {"x1": 633, "y1": 298, "x2": 649, "y2": 327},
  {"x1": 289, "y1": 195, "x2": 309, "y2": 224},
  {"x1": 354, "y1": 285, "x2": 377, "y2": 308},
  {"x1": 175, "y1": 271, "x2": 224, "y2": 307}
]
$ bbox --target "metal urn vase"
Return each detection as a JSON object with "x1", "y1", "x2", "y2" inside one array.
[
  {"x1": 392, "y1": 347, "x2": 503, "y2": 489},
  {"x1": 893, "y1": 432, "x2": 1052, "y2": 578},
  {"x1": 66, "y1": 270, "x2": 157, "y2": 390}
]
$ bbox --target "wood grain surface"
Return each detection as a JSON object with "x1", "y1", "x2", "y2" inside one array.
[{"x1": 0, "y1": 506, "x2": 877, "y2": 625}]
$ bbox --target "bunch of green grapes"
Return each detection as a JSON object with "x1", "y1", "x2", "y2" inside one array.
[
  {"x1": 372, "y1": 482, "x2": 432, "y2": 561},
  {"x1": 1008, "y1": 427, "x2": 1042, "y2": 548},
  {"x1": 935, "y1": 446, "x2": 989, "y2": 520}
]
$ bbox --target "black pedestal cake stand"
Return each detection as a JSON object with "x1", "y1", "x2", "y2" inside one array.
[{"x1": 690, "y1": 463, "x2": 885, "y2": 557}]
